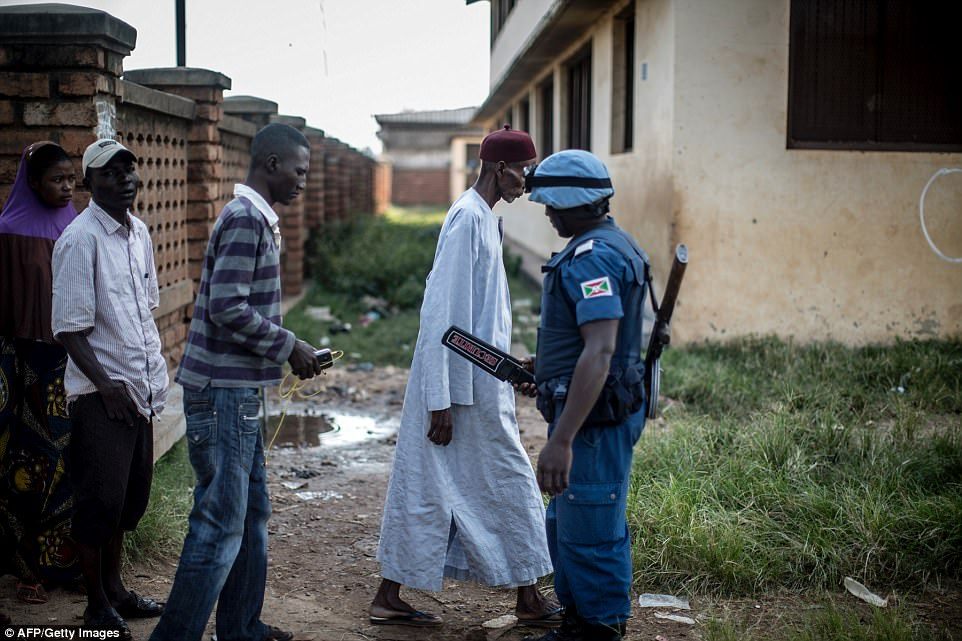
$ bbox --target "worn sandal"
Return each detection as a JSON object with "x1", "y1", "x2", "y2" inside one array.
[
  {"x1": 369, "y1": 610, "x2": 443, "y2": 627},
  {"x1": 517, "y1": 605, "x2": 564, "y2": 627}
]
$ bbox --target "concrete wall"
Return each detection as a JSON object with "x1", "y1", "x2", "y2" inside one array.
[
  {"x1": 483, "y1": 0, "x2": 678, "y2": 290},
  {"x1": 490, "y1": 0, "x2": 561, "y2": 87},
  {"x1": 671, "y1": 0, "x2": 962, "y2": 343},
  {"x1": 449, "y1": 135, "x2": 484, "y2": 202},
  {"x1": 481, "y1": 0, "x2": 962, "y2": 344}
]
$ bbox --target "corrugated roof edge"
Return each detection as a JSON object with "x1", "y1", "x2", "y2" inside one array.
[{"x1": 374, "y1": 106, "x2": 480, "y2": 126}]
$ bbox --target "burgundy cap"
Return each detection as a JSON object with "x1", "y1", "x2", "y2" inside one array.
[{"x1": 479, "y1": 124, "x2": 537, "y2": 163}]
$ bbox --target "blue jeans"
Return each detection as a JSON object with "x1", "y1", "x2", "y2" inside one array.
[
  {"x1": 545, "y1": 408, "x2": 646, "y2": 627},
  {"x1": 150, "y1": 386, "x2": 270, "y2": 641}
]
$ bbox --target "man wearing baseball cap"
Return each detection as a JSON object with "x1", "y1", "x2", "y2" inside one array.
[
  {"x1": 370, "y1": 126, "x2": 559, "y2": 628},
  {"x1": 52, "y1": 139, "x2": 167, "y2": 638}
]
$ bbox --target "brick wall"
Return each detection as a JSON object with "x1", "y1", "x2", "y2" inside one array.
[
  {"x1": 304, "y1": 127, "x2": 326, "y2": 228},
  {"x1": 0, "y1": 10, "x2": 130, "y2": 208},
  {"x1": 115, "y1": 82, "x2": 194, "y2": 370},
  {"x1": 0, "y1": 6, "x2": 377, "y2": 368},
  {"x1": 218, "y1": 117, "x2": 254, "y2": 214},
  {"x1": 391, "y1": 168, "x2": 450, "y2": 206}
]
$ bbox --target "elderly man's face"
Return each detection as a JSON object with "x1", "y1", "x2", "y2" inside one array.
[{"x1": 497, "y1": 159, "x2": 534, "y2": 203}]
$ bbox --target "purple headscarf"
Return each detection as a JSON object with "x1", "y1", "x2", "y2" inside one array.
[
  {"x1": 0, "y1": 141, "x2": 78, "y2": 239},
  {"x1": 0, "y1": 142, "x2": 79, "y2": 342}
]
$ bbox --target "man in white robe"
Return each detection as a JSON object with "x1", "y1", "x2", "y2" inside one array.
[{"x1": 371, "y1": 126, "x2": 557, "y2": 628}]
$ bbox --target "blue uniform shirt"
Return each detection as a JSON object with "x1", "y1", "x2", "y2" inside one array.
[{"x1": 535, "y1": 218, "x2": 648, "y2": 385}]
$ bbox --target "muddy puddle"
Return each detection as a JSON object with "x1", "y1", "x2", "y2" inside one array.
[{"x1": 261, "y1": 402, "x2": 397, "y2": 450}]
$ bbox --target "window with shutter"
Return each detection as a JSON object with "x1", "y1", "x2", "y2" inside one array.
[
  {"x1": 540, "y1": 78, "x2": 555, "y2": 157},
  {"x1": 788, "y1": 0, "x2": 962, "y2": 151},
  {"x1": 566, "y1": 46, "x2": 592, "y2": 151}
]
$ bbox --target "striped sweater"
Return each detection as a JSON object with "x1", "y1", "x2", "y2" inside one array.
[{"x1": 176, "y1": 196, "x2": 295, "y2": 391}]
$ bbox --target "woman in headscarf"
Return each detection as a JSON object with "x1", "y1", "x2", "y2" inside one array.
[{"x1": 0, "y1": 141, "x2": 81, "y2": 604}]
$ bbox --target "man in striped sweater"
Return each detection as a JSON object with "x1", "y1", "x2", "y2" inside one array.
[{"x1": 150, "y1": 124, "x2": 323, "y2": 641}]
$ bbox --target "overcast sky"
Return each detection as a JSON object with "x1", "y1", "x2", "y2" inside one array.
[{"x1": 1, "y1": 0, "x2": 492, "y2": 153}]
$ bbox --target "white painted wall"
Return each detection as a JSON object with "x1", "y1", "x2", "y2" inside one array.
[
  {"x1": 483, "y1": 0, "x2": 962, "y2": 343},
  {"x1": 487, "y1": 0, "x2": 677, "y2": 289},
  {"x1": 490, "y1": 0, "x2": 562, "y2": 88},
  {"x1": 449, "y1": 135, "x2": 484, "y2": 202},
  {"x1": 671, "y1": 0, "x2": 962, "y2": 343}
]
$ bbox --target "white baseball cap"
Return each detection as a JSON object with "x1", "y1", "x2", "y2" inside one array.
[{"x1": 82, "y1": 139, "x2": 136, "y2": 175}]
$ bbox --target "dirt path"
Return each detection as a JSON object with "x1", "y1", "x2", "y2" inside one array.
[
  {"x1": 3, "y1": 365, "x2": 957, "y2": 639},
  {"x1": 0, "y1": 365, "x2": 698, "y2": 640}
]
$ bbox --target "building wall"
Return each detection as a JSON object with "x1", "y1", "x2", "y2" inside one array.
[
  {"x1": 483, "y1": 0, "x2": 962, "y2": 344},
  {"x1": 490, "y1": 0, "x2": 561, "y2": 87},
  {"x1": 449, "y1": 135, "x2": 484, "y2": 202},
  {"x1": 391, "y1": 168, "x2": 450, "y2": 206},
  {"x1": 671, "y1": 0, "x2": 962, "y2": 343},
  {"x1": 485, "y1": 0, "x2": 678, "y2": 292},
  {"x1": 379, "y1": 120, "x2": 484, "y2": 207}
]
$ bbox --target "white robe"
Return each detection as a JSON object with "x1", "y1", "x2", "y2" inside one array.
[{"x1": 376, "y1": 188, "x2": 552, "y2": 592}]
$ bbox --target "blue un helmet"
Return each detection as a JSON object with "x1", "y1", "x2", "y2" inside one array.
[{"x1": 524, "y1": 149, "x2": 614, "y2": 214}]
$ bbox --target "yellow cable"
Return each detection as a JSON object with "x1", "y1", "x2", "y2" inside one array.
[{"x1": 266, "y1": 350, "x2": 344, "y2": 456}]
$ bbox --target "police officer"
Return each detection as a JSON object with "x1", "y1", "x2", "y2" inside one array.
[{"x1": 526, "y1": 150, "x2": 651, "y2": 641}]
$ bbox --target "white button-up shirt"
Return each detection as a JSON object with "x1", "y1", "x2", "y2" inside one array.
[{"x1": 52, "y1": 200, "x2": 168, "y2": 417}]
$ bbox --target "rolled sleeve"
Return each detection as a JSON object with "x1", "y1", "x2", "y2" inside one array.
[
  {"x1": 51, "y1": 228, "x2": 96, "y2": 337},
  {"x1": 144, "y1": 230, "x2": 160, "y2": 311}
]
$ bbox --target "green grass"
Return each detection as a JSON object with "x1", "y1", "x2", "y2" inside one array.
[
  {"x1": 139, "y1": 207, "x2": 962, "y2": 635},
  {"x1": 705, "y1": 604, "x2": 955, "y2": 641},
  {"x1": 661, "y1": 337, "x2": 962, "y2": 419},
  {"x1": 630, "y1": 337, "x2": 962, "y2": 595},
  {"x1": 284, "y1": 287, "x2": 423, "y2": 367},
  {"x1": 289, "y1": 206, "x2": 540, "y2": 365},
  {"x1": 124, "y1": 438, "x2": 193, "y2": 563}
]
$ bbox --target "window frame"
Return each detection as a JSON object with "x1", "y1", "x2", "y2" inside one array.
[
  {"x1": 565, "y1": 45, "x2": 592, "y2": 151},
  {"x1": 787, "y1": 0, "x2": 962, "y2": 152},
  {"x1": 540, "y1": 77, "x2": 555, "y2": 157}
]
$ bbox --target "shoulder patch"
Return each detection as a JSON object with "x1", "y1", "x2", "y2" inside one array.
[
  {"x1": 580, "y1": 276, "x2": 612, "y2": 299},
  {"x1": 574, "y1": 239, "x2": 594, "y2": 257}
]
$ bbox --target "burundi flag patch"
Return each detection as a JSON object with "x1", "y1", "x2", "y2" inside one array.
[{"x1": 580, "y1": 276, "x2": 612, "y2": 299}]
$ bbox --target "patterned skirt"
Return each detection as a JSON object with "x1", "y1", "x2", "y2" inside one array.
[{"x1": 0, "y1": 336, "x2": 79, "y2": 586}]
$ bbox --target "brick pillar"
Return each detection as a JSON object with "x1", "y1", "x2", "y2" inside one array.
[
  {"x1": 123, "y1": 68, "x2": 232, "y2": 291},
  {"x1": 323, "y1": 137, "x2": 342, "y2": 220},
  {"x1": 223, "y1": 95, "x2": 277, "y2": 129},
  {"x1": 221, "y1": 95, "x2": 304, "y2": 296},
  {"x1": 375, "y1": 160, "x2": 392, "y2": 214},
  {"x1": 338, "y1": 142, "x2": 351, "y2": 218},
  {"x1": 303, "y1": 126, "x2": 326, "y2": 229},
  {"x1": 0, "y1": 4, "x2": 135, "y2": 203},
  {"x1": 365, "y1": 157, "x2": 376, "y2": 214},
  {"x1": 269, "y1": 114, "x2": 307, "y2": 297}
]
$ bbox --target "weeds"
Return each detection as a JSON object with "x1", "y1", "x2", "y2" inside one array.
[
  {"x1": 304, "y1": 208, "x2": 444, "y2": 310},
  {"x1": 290, "y1": 207, "x2": 539, "y2": 365},
  {"x1": 704, "y1": 604, "x2": 954, "y2": 641},
  {"x1": 124, "y1": 438, "x2": 193, "y2": 563},
  {"x1": 632, "y1": 338, "x2": 962, "y2": 594}
]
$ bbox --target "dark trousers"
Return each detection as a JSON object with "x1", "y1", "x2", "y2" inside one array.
[
  {"x1": 68, "y1": 392, "x2": 152, "y2": 546},
  {"x1": 546, "y1": 408, "x2": 646, "y2": 626}
]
